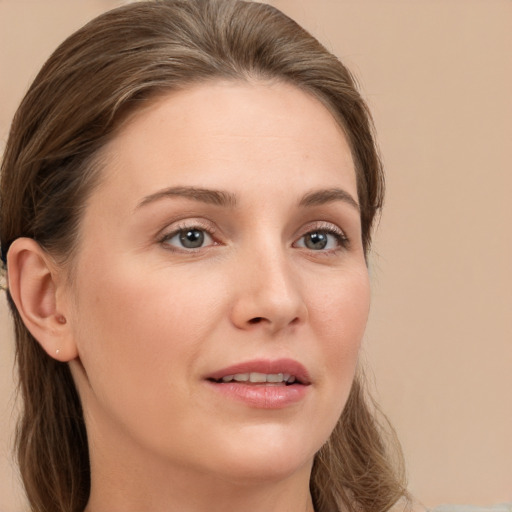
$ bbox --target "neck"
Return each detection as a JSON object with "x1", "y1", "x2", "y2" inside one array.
[
  {"x1": 84, "y1": 416, "x2": 316, "y2": 512},
  {"x1": 85, "y1": 459, "x2": 315, "y2": 512}
]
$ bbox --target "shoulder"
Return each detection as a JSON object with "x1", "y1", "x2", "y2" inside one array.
[
  {"x1": 390, "y1": 498, "x2": 512, "y2": 512},
  {"x1": 389, "y1": 497, "x2": 428, "y2": 512},
  {"x1": 429, "y1": 505, "x2": 512, "y2": 512}
]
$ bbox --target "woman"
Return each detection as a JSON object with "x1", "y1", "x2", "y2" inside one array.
[{"x1": 0, "y1": 1, "x2": 409, "y2": 511}]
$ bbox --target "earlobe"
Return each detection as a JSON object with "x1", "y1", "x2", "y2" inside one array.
[{"x1": 7, "y1": 238, "x2": 78, "y2": 362}]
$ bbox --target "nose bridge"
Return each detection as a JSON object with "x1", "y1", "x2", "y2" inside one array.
[{"x1": 230, "y1": 231, "x2": 307, "y2": 332}]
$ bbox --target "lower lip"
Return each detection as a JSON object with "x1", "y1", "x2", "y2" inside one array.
[{"x1": 206, "y1": 381, "x2": 309, "y2": 409}]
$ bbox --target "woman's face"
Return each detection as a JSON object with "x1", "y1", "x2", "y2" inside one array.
[{"x1": 66, "y1": 81, "x2": 370, "y2": 483}]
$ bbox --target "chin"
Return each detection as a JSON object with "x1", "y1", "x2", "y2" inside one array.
[
  {"x1": 195, "y1": 423, "x2": 322, "y2": 485},
  {"x1": 216, "y1": 454, "x2": 314, "y2": 487}
]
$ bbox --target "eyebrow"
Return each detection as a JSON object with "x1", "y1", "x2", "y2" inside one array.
[
  {"x1": 299, "y1": 188, "x2": 360, "y2": 211},
  {"x1": 136, "y1": 185, "x2": 359, "y2": 212},
  {"x1": 137, "y1": 186, "x2": 237, "y2": 209}
]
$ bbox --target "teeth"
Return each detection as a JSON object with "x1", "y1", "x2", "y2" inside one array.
[
  {"x1": 249, "y1": 372, "x2": 267, "y2": 383},
  {"x1": 219, "y1": 373, "x2": 297, "y2": 384}
]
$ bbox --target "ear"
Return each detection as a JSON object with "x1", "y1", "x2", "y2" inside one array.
[{"x1": 7, "y1": 238, "x2": 78, "y2": 362}]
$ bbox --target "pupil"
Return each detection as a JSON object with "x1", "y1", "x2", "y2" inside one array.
[
  {"x1": 180, "y1": 229, "x2": 204, "y2": 248},
  {"x1": 306, "y1": 232, "x2": 327, "y2": 250}
]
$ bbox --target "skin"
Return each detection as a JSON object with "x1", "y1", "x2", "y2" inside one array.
[{"x1": 35, "y1": 81, "x2": 371, "y2": 511}]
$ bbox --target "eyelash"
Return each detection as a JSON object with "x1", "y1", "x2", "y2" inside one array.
[
  {"x1": 293, "y1": 223, "x2": 350, "y2": 253},
  {"x1": 158, "y1": 221, "x2": 349, "y2": 253},
  {"x1": 159, "y1": 221, "x2": 218, "y2": 252}
]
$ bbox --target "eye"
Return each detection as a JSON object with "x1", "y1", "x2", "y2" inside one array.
[
  {"x1": 162, "y1": 227, "x2": 215, "y2": 250},
  {"x1": 294, "y1": 228, "x2": 348, "y2": 251}
]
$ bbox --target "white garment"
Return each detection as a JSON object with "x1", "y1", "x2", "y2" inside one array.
[{"x1": 430, "y1": 504, "x2": 512, "y2": 512}]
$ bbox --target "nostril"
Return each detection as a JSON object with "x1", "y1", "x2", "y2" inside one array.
[{"x1": 248, "y1": 317, "x2": 263, "y2": 324}]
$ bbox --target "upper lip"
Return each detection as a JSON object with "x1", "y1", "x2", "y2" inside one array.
[{"x1": 206, "y1": 358, "x2": 312, "y2": 385}]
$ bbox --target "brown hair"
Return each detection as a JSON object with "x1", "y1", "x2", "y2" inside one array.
[{"x1": 0, "y1": 1, "x2": 406, "y2": 511}]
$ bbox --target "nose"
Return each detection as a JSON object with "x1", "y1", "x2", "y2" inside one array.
[{"x1": 229, "y1": 244, "x2": 308, "y2": 334}]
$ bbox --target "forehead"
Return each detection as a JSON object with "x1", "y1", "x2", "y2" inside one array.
[{"x1": 92, "y1": 80, "x2": 357, "y2": 210}]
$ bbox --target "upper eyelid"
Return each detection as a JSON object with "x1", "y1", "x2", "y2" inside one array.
[
  {"x1": 296, "y1": 220, "x2": 347, "y2": 237},
  {"x1": 158, "y1": 218, "x2": 217, "y2": 238},
  {"x1": 297, "y1": 226, "x2": 347, "y2": 241}
]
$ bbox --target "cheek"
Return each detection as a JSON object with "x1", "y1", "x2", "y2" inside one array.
[
  {"x1": 68, "y1": 253, "x2": 232, "y2": 411},
  {"x1": 309, "y1": 266, "x2": 370, "y2": 398},
  {"x1": 69, "y1": 261, "x2": 196, "y2": 397},
  {"x1": 74, "y1": 248, "x2": 209, "y2": 335},
  {"x1": 291, "y1": 266, "x2": 370, "y2": 456},
  {"x1": 311, "y1": 265, "x2": 370, "y2": 347},
  {"x1": 68, "y1": 262, "x2": 224, "y2": 459}
]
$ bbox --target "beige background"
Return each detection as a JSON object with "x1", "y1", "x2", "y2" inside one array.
[{"x1": 1, "y1": 1, "x2": 510, "y2": 510}]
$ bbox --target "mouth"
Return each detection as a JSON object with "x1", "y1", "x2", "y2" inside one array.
[
  {"x1": 206, "y1": 358, "x2": 311, "y2": 386},
  {"x1": 208, "y1": 372, "x2": 301, "y2": 385},
  {"x1": 204, "y1": 359, "x2": 311, "y2": 408}
]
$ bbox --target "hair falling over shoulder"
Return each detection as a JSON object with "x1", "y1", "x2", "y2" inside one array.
[{"x1": 0, "y1": 1, "x2": 408, "y2": 511}]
